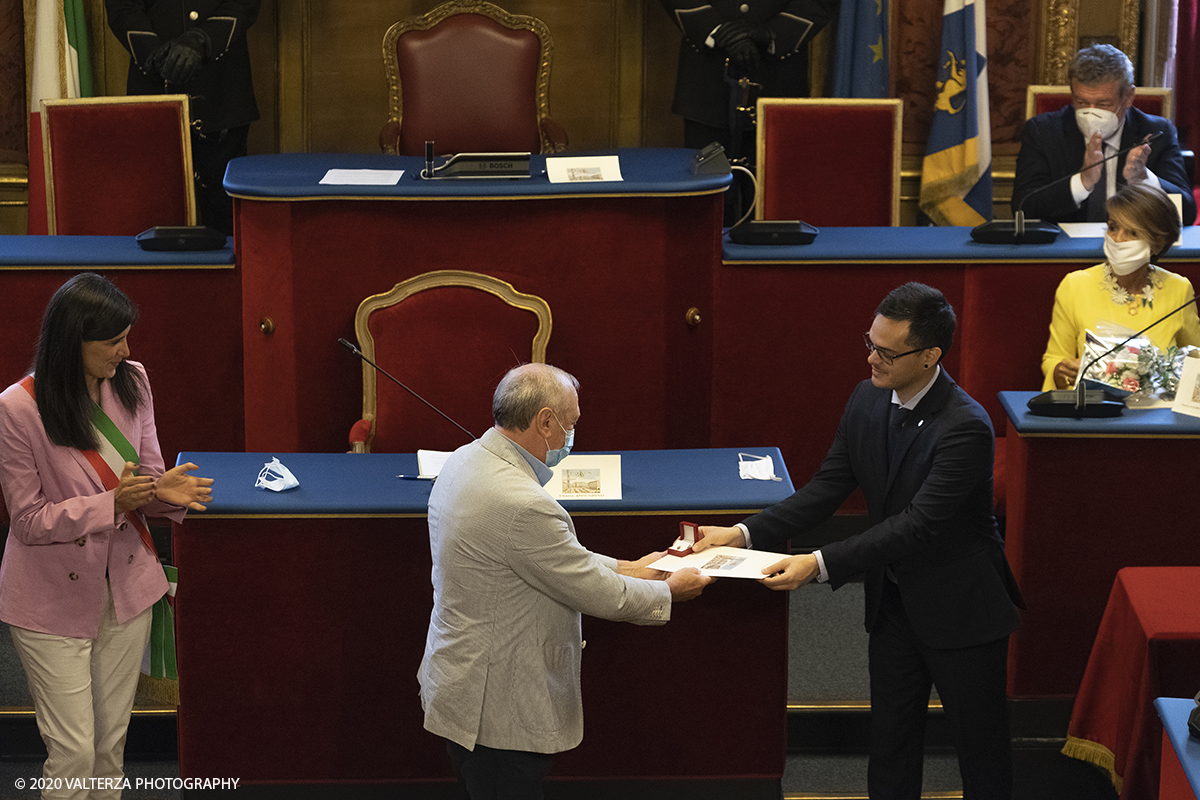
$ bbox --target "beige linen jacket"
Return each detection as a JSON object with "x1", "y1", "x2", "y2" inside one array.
[{"x1": 419, "y1": 428, "x2": 670, "y2": 754}]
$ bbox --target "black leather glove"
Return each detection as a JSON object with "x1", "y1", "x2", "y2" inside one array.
[
  {"x1": 143, "y1": 41, "x2": 171, "y2": 78},
  {"x1": 744, "y1": 22, "x2": 773, "y2": 48},
  {"x1": 712, "y1": 21, "x2": 760, "y2": 69},
  {"x1": 161, "y1": 29, "x2": 210, "y2": 85}
]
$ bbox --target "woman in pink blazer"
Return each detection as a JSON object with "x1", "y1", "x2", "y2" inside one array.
[{"x1": 0, "y1": 273, "x2": 212, "y2": 798}]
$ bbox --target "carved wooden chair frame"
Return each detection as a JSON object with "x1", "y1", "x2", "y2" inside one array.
[{"x1": 381, "y1": 0, "x2": 556, "y2": 154}]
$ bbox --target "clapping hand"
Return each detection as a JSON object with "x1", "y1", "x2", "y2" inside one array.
[
  {"x1": 154, "y1": 462, "x2": 214, "y2": 511},
  {"x1": 1123, "y1": 134, "x2": 1154, "y2": 183},
  {"x1": 115, "y1": 462, "x2": 155, "y2": 514},
  {"x1": 1081, "y1": 132, "x2": 1106, "y2": 192}
]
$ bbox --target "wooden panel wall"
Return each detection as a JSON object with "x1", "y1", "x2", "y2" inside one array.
[{"x1": 275, "y1": 1, "x2": 687, "y2": 156}]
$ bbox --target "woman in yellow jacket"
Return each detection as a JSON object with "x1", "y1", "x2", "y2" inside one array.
[{"x1": 1042, "y1": 183, "x2": 1200, "y2": 390}]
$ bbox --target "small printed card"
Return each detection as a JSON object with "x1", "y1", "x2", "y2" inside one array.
[
  {"x1": 547, "y1": 454, "x2": 622, "y2": 500},
  {"x1": 545, "y1": 155, "x2": 623, "y2": 184},
  {"x1": 1171, "y1": 353, "x2": 1200, "y2": 418}
]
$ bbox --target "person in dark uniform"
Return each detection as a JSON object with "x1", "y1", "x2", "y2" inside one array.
[
  {"x1": 106, "y1": 0, "x2": 260, "y2": 236},
  {"x1": 660, "y1": 0, "x2": 838, "y2": 223}
]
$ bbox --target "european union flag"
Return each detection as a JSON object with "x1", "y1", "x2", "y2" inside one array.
[
  {"x1": 918, "y1": 0, "x2": 992, "y2": 225},
  {"x1": 833, "y1": 0, "x2": 889, "y2": 97}
]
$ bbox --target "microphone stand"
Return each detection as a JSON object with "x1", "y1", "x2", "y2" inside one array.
[
  {"x1": 1026, "y1": 292, "x2": 1198, "y2": 417},
  {"x1": 338, "y1": 338, "x2": 477, "y2": 442},
  {"x1": 972, "y1": 131, "x2": 1164, "y2": 244}
]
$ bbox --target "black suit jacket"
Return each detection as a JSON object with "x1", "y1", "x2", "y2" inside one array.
[
  {"x1": 1013, "y1": 105, "x2": 1196, "y2": 225},
  {"x1": 661, "y1": 0, "x2": 837, "y2": 128},
  {"x1": 743, "y1": 370, "x2": 1023, "y2": 650}
]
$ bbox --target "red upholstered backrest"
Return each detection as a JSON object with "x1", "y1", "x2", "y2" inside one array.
[
  {"x1": 43, "y1": 98, "x2": 192, "y2": 235},
  {"x1": 394, "y1": 13, "x2": 541, "y2": 156},
  {"x1": 758, "y1": 100, "x2": 901, "y2": 226},
  {"x1": 1029, "y1": 87, "x2": 1169, "y2": 118},
  {"x1": 363, "y1": 283, "x2": 546, "y2": 453}
]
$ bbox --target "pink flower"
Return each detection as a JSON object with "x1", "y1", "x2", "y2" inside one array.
[
  {"x1": 1127, "y1": 346, "x2": 1141, "y2": 355},
  {"x1": 1105, "y1": 362, "x2": 1118, "y2": 375},
  {"x1": 1122, "y1": 376, "x2": 1140, "y2": 392}
]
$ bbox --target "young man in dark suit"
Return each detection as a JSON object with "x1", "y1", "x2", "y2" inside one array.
[
  {"x1": 697, "y1": 282, "x2": 1023, "y2": 800},
  {"x1": 1013, "y1": 43, "x2": 1195, "y2": 225}
]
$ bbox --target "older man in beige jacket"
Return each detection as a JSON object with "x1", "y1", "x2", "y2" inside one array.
[{"x1": 418, "y1": 363, "x2": 710, "y2": 798}]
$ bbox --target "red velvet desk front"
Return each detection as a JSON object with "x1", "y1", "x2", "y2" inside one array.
[
  {"x1": 172, "y1": 449, "x2": 793, "y2": 795},
  {"x1": 1062, "y1": 569, "x2": 1200, "y2": 800},
  {"x1": 999, "y1": 395, "x2": 1200, "y2": 699},
  {"x1": 226, "y1": 150, "x2": 728, "y2": 457}
]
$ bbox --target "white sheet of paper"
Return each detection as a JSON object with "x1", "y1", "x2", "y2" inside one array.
[
  {"x1": 547, "y1": 454, "x2": 622, "y2": 500},
  {"x1": 319, "y1": 169, "x2": 404, "y2": 186},
  {"x1": 1170, "y1": 355, "x2": 1200, "y2": 418},
  {"x1": 416, "y1": 449, "x2": 453, "y2": 478},
  {"x1": 1058, "y1": 222, "x2": 1107, "y2": 238},
  {"x1": 1059, "y1": 207, "x2": 1182, "y2": 245},
  {"x1": 545, "y1": 155, "x2": 623, "y2": 184},
  {"x1": 648, "y1": 546, "x2": 786, "y2": 579}
]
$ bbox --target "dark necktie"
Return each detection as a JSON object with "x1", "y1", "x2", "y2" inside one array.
[{"x1": 887, "y1": 405, "x2": 910, "y2": 460}]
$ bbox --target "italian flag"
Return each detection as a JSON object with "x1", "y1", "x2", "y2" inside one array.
[{"x1": 27, "y1": 0, "x2": 94, "y2": 234}]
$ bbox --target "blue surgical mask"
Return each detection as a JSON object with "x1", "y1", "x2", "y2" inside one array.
[{"x1": 544, "y1": 413, "x2": 575, "y2": 468}]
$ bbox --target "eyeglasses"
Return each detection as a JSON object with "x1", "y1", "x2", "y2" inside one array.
[{"x1": 863, "y1": 333, "x2": 927, "y2": 365}]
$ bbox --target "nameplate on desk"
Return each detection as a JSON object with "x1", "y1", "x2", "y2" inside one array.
[
  {"x1": 422, "y1": 152, "x2": 531, "y2": 179},
  {"x1": 548, "y1": 454, "x2": 622, "y2": 500}
]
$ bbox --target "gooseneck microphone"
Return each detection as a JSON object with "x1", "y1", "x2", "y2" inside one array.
[
  {"x1": 1026, "y1": 291, "x2": 1198, "y2": 417},
  {"x1": 338, "y1": 338, "x2": 476, "y2": 441},
  {"x1": 972, "y1": 131, "x2": 1165, "y2": 244}
]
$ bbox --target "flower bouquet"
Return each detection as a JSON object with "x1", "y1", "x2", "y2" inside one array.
[{"x1": 1078, "y1": 326, "x2": 1200, "y2": 401}]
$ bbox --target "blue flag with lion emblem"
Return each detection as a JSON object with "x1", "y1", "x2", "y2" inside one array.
[{"x1": 918, "y1": 0, "x2": 991, "y2": 225}]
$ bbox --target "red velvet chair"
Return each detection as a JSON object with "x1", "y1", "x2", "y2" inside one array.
[
  {"x1": 41, "y1": 95, "x2": 196, "y2": 235},
  {"x1": 349, "y1": 270, "x2": 552, "y2": 454},
  {"x1": 756, "y1": 98, "x2": 903, "y2": 226},
  {"x1": 1024, "y1": 84, "x2": 1172, "y2": 119},
  {"x1": 378, "y1": 0, "x2": 567, "y2": 157}
]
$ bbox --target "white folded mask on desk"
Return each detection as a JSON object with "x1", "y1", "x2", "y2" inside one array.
[
  {"x1": 738, "y1": 452, "x2": 782, "y2": 481},
  {"x1": 255, "y1": 457, "x2": 300, "y2": 492}
]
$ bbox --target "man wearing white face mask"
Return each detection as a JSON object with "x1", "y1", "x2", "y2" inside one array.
[
  {"x1": 419, "y1": 362, "x2": 712, "y2": 799},
  {"x1": 1042, "y1": 183, "x2": 1200, "y2": 390},
  {"x1": 1013, "y1": 44, "x2": 1196, "y2": 225}
]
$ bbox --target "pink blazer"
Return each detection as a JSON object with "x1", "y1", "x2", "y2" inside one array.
[{"x1": 0, "y1": 361, "x2": 181, "y2": 638}]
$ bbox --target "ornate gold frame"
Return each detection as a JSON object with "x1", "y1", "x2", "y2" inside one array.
[
  {"x1": 40, "y1": 95, "x2": 196, "y2": 235},
  {"x1": 381, "y1": 0, "x2": 555, "y2": 154},
  {"x1": 354, "y1": 270, "x2": 553, "y2": 453},
  {"x1": 755, "y1": 98, "x2": 903, "y2": 226},
  {"x1": 1038, "y1": 0, "x2": 1141, "y2": 83}
]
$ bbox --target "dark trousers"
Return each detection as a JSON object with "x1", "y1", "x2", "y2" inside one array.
[
  {"x1": 446, "y1": 740, "x2": 555, "y2": 800},
  {"x1": 191, "y1": 124, "x2": 249, "y2": 236},
  {"x1": 867, "y1": 579, "x2": 1013, "y2": 800}
]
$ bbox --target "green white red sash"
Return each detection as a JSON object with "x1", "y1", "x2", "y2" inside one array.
[{"x1": 21, "y1": 376, "x2": 158, "y2": 556}]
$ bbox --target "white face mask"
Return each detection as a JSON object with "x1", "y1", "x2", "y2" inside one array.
[
  {"x1": 544, "y1": 413, "x2": 574, "y2": 468},
  {"x1": 1075, "y1": 107, "x2": 1121, "y2": 141},
  {"x1": 1104, "y1": 231, "x2": 1152, "y2": 276},
  {"x1": 255, "y1": 456, "x2": 300, "y2": 492}
]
